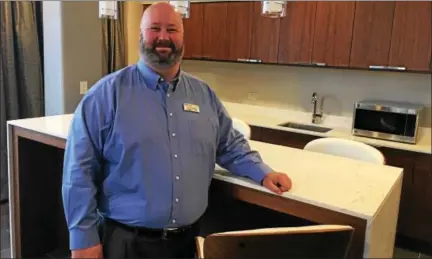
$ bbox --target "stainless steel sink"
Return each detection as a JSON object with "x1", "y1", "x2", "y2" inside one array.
[{"x1": 278, "y1": 122, "x2": 332, "y2": 133}]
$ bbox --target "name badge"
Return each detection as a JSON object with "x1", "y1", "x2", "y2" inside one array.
[{"x1": 183, "y1": 103, "x2": 200, "y2": 113}]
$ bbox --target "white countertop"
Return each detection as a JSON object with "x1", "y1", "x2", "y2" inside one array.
[
  {"x1": 7, "y1": 113, "x2": 403, "y2": 220},
  {"x1": 222, "y1": 101, "x2": 432, "y2": 154}
]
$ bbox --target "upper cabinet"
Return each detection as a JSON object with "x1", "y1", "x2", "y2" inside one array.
[
  {"x1": 388, "y1": 1, "x2": 432, "y2": 72},
  {"x1": 173, "y1": 1, "x2": 432, "y2": 73},
  {"x1": 250, "y1": 1, "x2": 281, "y2": 63},
  {"x1": 311, "y1": 2, "x2": 356, "y2": 67},
  {"x1": 182, "y1": 3, "x2": 204, "y2": 59},
  {"x1": 202, "y1": 2, "x2": 229, "y2": 60},
  {"x1": 349, "y1": 2, "x2": 395, "y2": 69},
  {"x1": 226, "y1": 2, "x2": 254, "y2": 62},
  {"x1": 277, "y1": 1, "x2": 316, "y2": 65}
]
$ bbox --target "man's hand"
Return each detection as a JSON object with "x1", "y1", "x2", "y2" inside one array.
[
  {"x1": 71, "y1": 244, "x2": 103, "y2": 259},
  {"x1": 262, "y1": 172, "x2": 292, "y2": 195}
]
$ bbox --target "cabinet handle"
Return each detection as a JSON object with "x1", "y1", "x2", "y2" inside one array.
[
  {"x1": 387, "y1": 66, "x2": 406, "y2": 71},
  {"x1": 201, "y1": 56, "x2": 212, "y2": 60},
  {"x1": 294, "y1": 62, "x2": 326, "y2": 67},
  {"x1": 313, "y1": 62, "x2": 326, "y2": 67},
  {"x1": 369, "y1": 65, "x2": 387, "y2": 69},
  {"x1": 248, "y1": 59, "x2": 262, "y2": 63},
  {"x1": 237, "y1": 58, "x2": 249, "y2": 62}
]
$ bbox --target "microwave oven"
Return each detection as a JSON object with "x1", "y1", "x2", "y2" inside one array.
[{"x1": 352, "y1": 100, "x2": 424, "y2": 144}]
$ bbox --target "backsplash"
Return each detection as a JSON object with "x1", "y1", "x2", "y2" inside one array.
[{"x1": 181, "y1": 60, "x2": 432, "y2": 127}]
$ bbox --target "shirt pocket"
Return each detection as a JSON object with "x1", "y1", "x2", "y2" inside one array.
[{"x1": 188, "y1": 117, "x2": 218, "y2": 156}]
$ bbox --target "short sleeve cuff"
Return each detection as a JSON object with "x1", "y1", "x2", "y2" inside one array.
[{"x1": 69, "y1": 226, "x2": 100, "y2": 250}]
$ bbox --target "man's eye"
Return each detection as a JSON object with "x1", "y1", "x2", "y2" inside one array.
[
  {"x1": 168, "y1": 29, "x2": 178, "y2": 33},
  {"x1": 150, "y1": 27, "x2": 160, "y2": 31}
]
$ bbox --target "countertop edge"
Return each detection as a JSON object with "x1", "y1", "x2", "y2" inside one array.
[{"x1": 213, "y1": 172, "x2": 373, "y2": 220}]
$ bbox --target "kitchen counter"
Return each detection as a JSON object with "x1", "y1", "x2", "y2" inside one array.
[
  {"x1": 221, "y1": 101, "x2": 432, "y2": 154},
  {"x1": 7, "y1": 114, "x2": 403, "y2": 258}
]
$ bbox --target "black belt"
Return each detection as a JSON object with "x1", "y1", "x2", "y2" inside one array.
[{"x1": 105, "y1": 217, "x2": 198, "y2": 240}]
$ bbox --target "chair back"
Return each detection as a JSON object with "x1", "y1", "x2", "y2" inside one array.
[
  {"x1": 232, "y1": 118, "x2": 251, "y2": 139},
  {"x1": 304, "y1": 138, "x2": 385, "y2": 164},
  {"x1": 196, "y1": 225, "x2": 354, "y2": 259}
]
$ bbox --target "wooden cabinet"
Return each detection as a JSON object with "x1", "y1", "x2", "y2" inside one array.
[
  {"x1": 202, "y1": 3, "x2": 229, "y2": 60},
  {"x1": 388, "y1": 1, "x2": 432, "y2": 72},
  {"x1": 182, "y1": 3, "x2": 204, "y2": 59},
  {"x1": 277, "y1": 2, "x2": 316, "y2": 65},
  {"x1": 349, "y1": 2, "x2": 395, "y2": 69},
  {"x1": 180, "y1": 1, "x2": 430, "y2": 73},
  {"x1": 258, "y1": 127, "x2": 320, "y2": 149},
  {"x1": 411, "y1": 154, "x2": 432, "y2": 244},
  {"x1": 250, "y1": 2, "x2": 280, "y2": 63},
  {"x1": 311, "y1": 1, "x2": 356, "y2": 67},
  {"x1": 226, "y1": 2, "x2": 254, "y2": 61},
  {"x1": 378, "y1": 147, "x2": 416, "y2": 239}
]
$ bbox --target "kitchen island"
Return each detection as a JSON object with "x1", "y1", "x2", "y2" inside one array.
[{"x1": 7, "y1": 114, "x2": 403, "y2": 258}]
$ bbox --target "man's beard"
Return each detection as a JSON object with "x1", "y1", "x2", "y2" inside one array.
[{"x1": 140, "y1": 35, "x2": 184, "y2": 69}]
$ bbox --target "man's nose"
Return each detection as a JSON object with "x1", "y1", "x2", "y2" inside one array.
[{"x1": 158, "y1": 30, "x2": 170, "y2": 40}]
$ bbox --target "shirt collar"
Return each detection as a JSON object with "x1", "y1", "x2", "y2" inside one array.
[{"x1": 137, "y1": 59, "x2": 181, "y2": 91}]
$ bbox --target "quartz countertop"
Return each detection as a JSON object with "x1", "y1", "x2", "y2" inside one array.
[
  {"x1": 221, "y1": 101, "x2": 432, "y2": 154},
  {"x1": 7, "y1": 113, "x2": 403, "y2": 220}
]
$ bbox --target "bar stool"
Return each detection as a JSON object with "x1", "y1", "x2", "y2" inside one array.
[{"x1": 304, "y1": 137, "x2": 385, "y2": 164}]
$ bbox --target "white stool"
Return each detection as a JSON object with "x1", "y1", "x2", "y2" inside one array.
[
  {"x1": 304, "y1": 138, "x2": 385, "y2": 164},
  {"x1": 232, "y1": 118, "x2": 251, "y2": 139}
]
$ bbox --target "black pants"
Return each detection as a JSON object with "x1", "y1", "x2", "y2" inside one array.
[{"x1": 98, "y1": 218, "x2": 200, "y2": 258}]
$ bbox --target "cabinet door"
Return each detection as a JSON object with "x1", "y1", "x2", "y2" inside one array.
[
  {"x1": 202, "y1": 2, "x2": 228, "y2": 60},
  {"x1": 311, "y1": 2, "x2": 356, "y2": 67},
  {"x1": 260, "y1": 128, "x2": 320, "y2": 149},
  {"x1": 183, "y1": 3, "x2": 204, "y2": 59},
  {"x1": 226, "y1": 2, "x2": 254, "y2": 62},
  {"x1": 250, "y1": 2, "x2": 281, "y2": 63},
  {"x1": 349, "y1": 2, "x2": 395, "y2": 69},
  {"x1": 411, "y1": 154, "x2": 432, "y2": 244},
  {"x1": 379, "y1": 147, "x2": 415, "y2": 238},
  {"x1": 278, "y1": 2, "x2": 317, "y2": 65},
  {"x1": 388, "y1": 1, "x2": 432, "y2": 72}
]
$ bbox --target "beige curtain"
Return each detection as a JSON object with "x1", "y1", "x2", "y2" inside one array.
[
  {"x1": 0, "y1": 1, "x2": 44, "y2": 202},
  {"x1": 102, "y1": 1, "x2": 126, "y2": 75}
]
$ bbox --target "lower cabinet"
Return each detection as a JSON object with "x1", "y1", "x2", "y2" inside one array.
[
  {"x1": 250, "y1": 125, "x2": 432, "y2": 251},
  {"x1": 251, "y1": 126, "x2": 320, "y2": 149}
]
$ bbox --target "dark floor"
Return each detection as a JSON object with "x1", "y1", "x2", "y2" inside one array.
[{"x1": 0, "y1": 202, "x2": 431, "y2": 258}]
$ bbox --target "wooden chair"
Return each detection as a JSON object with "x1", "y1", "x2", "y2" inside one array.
[{"x1": 195, "y1": 224, "x2": 355, "y2": 259}]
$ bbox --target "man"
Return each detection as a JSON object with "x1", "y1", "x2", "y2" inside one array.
[{"x1": 62, "y1": 2, "x2": 292, "y2": 258}]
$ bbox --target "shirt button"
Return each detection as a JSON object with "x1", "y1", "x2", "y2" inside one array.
[
  {"x1": 167, "y1": 94, "x2": 170, "y2": 97},
  {"x1": 174, "y1": 154, "x2": 178, "y2": 158},
  {"x1": 175, "y1": 176, "x2": 180, "y2": 180},
  {"x1": 172, "y1": 219, "x2": 176, "y2": 224},
  {"x1": 175, "y1": 198, "x2": 179, "y2": 202},
  {"x1": 169, "y1": 113, "x2": 173, "y2": 116},
  {"x1": 172, "y1": 133, "x2": 176, "y2": 137}
]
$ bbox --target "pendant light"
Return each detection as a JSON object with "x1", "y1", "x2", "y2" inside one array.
[
  {"x1": 99, "y1": 1, "x2": 118, "y2": 19},
  {"x1": 169, "y1": 1, "x2": 190, "y2": 19},
  {"x1": 261, "y1": 1, "x2": 286, "y2": 18}
]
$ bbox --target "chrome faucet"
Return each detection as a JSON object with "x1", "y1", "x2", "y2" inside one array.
[{"x1": 311, "y1": 92, "x2": 322, "y2": 124}]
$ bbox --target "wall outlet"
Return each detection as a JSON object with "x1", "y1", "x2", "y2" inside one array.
[
  {"x1": 80, "y1": 81, "x2": 88, "y2": 94},
  {"x1": 247, "y1": 92, "x2": 257, "y2": 101}
]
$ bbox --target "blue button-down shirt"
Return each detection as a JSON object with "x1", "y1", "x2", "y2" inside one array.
[{"x1": 62, "y1": 60, "x2": 273, "y2": 250}]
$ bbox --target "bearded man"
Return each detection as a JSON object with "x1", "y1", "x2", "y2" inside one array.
[{"x1": 62, "y1": 2, "x2": 292, "y2": 258}]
